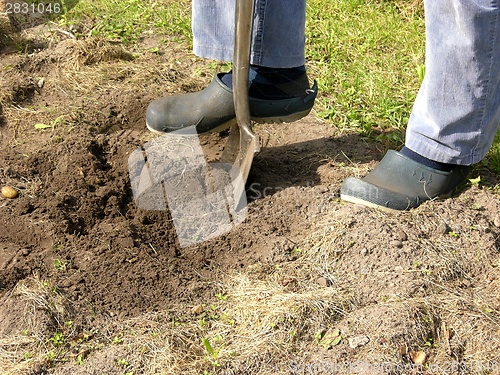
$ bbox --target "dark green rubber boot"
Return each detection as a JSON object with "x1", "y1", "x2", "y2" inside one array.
[
  {"x1": 146, "y1": 73, "x2": 318, "y2": 135},
  {"x1": 340, "y1": 150, "x2": 470, "y2": 212}
]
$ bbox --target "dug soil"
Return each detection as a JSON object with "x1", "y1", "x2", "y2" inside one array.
[{"x1": 1, "y1": 26, "x2": 500, "y2": 375}]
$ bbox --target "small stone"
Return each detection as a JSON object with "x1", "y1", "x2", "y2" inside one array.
[
  {"x1": 438, "y1": 222, "x2": 449, "y2": 234},
  {"x1": 390, "y1": 240, "x2": 403, "y2": 248},
  {"x1": 191, "y1": 305, "x2": 203, "y2": 314},
  {"x1": 409, "y1": 350, "x2": 427, "y2": 365},
  {"x1": 318, "y1": 186, "x2": 328, "y2": 193},
  {"x1": 32, "y1": 364, "x2": 44, "y2": 375},
  {"x1": 37, "y1": 77, "x2": 45, "y2": 88},
  {"x1": 317, "y1": 277, "x2": 329, "y2": 287},
  {"x1": 361, "y1": 248, "x2": 368, "y2": 256},
  {"x1": 494, "y1": 215, "x2": 500, "y2": 228},
  {"x1": 1, "y1": 186, "x2": 17, "y2": 199},
  {"x1": 397, "y1": 230, "x2": 408, "y2": 242},
  {"x1": 99, "y1": 223, "x2": 113, "y2": 232},
  {"x1": 349, "y1": 335, "x2": 370, "y2": 349}
]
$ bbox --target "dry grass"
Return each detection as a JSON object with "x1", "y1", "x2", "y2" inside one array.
[
  {"x1": 0, "y1": 275, "x2": 73, "y2": 374},
  {"x1": 54, "y1": 36, "x2": 206, "y2": 94},
  {"x1": 4, "y1": 197, "x2": 499, "y2": 374},
  {"x1": 0, "y1": 34, "x2": 207, "y2": 147},
  {"x1": 62, "y1": 37, "x2": 134, "y2": 67}
]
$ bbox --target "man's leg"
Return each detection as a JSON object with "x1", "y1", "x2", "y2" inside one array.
[
  {"x1": 146, "y1": 0, "x2": 317, "y2": 134},
  {"x1": 193, "y1": 0, "x2": 306, "y2": 68},
  {"x1": 341, "y1": 0, "x2": 500, "y2": 212},
  {"x1": 407, "y1": 0, "x2": 500, "y2": 165}
]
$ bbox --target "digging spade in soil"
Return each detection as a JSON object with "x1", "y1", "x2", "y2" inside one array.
[
  {"x1": 128, "y1": 0, "x2": 258, "y2": 247},
  {"x1": 220, "y1": 0, "x2": 260, "y2": 184}
]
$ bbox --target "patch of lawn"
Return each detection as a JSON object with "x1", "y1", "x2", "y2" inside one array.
[
  {"x1": 306, "y1": 0, "x2": 425, "y2": 138},
  {"x1": 63, "y1": 0, "x2": 192, "y2": 44}
]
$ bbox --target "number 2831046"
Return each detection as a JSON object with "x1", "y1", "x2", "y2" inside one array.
[{"x1": 5, "y1": 2, "x2": 62, "y2": 14}]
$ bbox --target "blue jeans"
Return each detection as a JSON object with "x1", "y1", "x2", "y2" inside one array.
[
  {"x1": 406, "y1": 0, "x2": 500, "y2": 165},
  {"x1": 192, "y1": 0, "x2": 306, "y2": 68},
  {"x1": 192, "y1": 0, "x2": 500, "y2": 165}
]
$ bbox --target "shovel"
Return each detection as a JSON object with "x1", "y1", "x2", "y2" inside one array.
[
  {"x1": 128, "y1": 0, "x2": 258, "y2": 247},
  {"x1": 219, "y1": 0, "x2": 260, "y2": 184}
]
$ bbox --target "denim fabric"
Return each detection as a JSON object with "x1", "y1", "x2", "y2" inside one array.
[
  {"x1": 192, "y1": 0, "x2": 306, "y2": 68},
  {"x1": 406, "y1": 0, "x2": 500, "y2": 165}
]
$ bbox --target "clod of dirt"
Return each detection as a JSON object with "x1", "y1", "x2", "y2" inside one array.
[
  {"x1": 390, "y1": 240, "x2": 403, "y2": 248},
  {"x1": 32, "y1": 364, "x2": 45, "y2": 374},
  {"x1": 398, "y1": 343, "x2": 408, "y2": 356},
  {"x1": 397, "y1": 230, "x2": 408, "y2": 241},
  {"x1": 349, "y1": 335, "x2": 370, "y2": 349},
  {"x1": 318, "y1": 186, "x2": 328, "y2": 193},
  {"x1": 409, "y1": 350, "x2": 427, "y2": 365},
  {"x1": 1, "y1": 186, "x2": 17, "y2": 198},
  {"x1": 438, "y1": 222, "x2": 449, "y2": 234},
  {"x1": 494, "y1": 215, "x2": 500, "y2": 227}
]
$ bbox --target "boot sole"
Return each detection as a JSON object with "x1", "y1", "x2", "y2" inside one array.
[{"x1": 340, "y1": 184, "x2": 463, "y2": 214}]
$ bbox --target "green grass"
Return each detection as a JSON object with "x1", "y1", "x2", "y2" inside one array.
[
  {"x1": 61, "y1": 0, "x2": 192, "y2": 44},
  {"x1": 482, "y1": 132, "x2": 500, "y2": 179},
  {"x1": 306, "y1": 0, "x2": 425, "y2": 138}
]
